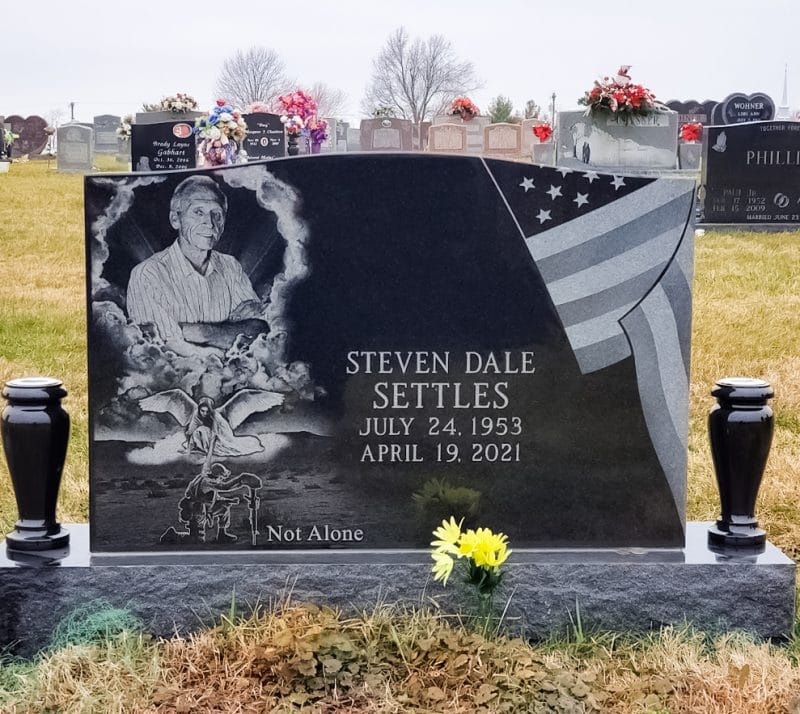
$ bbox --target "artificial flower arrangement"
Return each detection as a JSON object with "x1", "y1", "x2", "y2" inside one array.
[
  {"x1": 373, "y1": 106, "x2": 396, "y2": 118},
  {"x1": 532, "y1": 123, "x2": 553, "y2": 143},
  {"x1": 431, "y1": 517, "x2": 511, "y2": 633},
  {"x1": 305, "y1": 116, "x2": 329, "y2": 144},
  {"x1": 277, "y1": 89, "x2": 327, "y2": 146},
  {"x1": 276, "y1": 89, "x2": 318, "y2": 121},
  {"x1": 450, "y1": 97, "x2": 480, "y2": 121},
  {"x1": 194, "y1": 100, "x2": 248, "y2": 167},
  {"x1": 579, "y1": 66, "x2": 658, "y2": 125},
  {"x1": 115, "y1": 114, "x2": 133, "y2": 140},
  {"x1": 680, "y1": 122, "x2": 703, "y2": 142},
  {"x1": 3, "y1": 128, "x2": 18, "y2": 148},
  {"x1": 280, "y1": 115, "x2": 305, "y2": 135}
]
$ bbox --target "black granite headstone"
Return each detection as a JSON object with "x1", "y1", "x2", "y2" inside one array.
[
  {"x1": 711, "y1": 93, "x2": 775, "y2": 125},
  {"x1": 85, "y1": 155, "x2": 695, "y2": 552},
  {"x1": 701, "y1": 120, "x2": 800, "y2": 224},
  {"x1": 665, "y1": 99, "x2": 717, "y2": 124},
  {"x1": 242, "y1": 112, "x2": 285, "y2": 160},
  {"x1": 131, "y1": 121, "x2": 196, "y2": 172}
]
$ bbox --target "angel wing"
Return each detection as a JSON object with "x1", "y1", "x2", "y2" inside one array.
[
  {"x1": 217, "y1": 389, "x2": 285, "y2": 431},
  {"x1": 139, "y1": 389, "x2": 198, "y2": 426}
]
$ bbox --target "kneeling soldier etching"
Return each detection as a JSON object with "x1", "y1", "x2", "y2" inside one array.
[{"x1": 160, "y1": 438, "x2": 263, "y2": 545}]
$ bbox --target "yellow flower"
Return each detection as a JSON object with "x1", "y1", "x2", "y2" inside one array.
[
  {"x1": 431, "y1": 517, "x2": 463, "y2": 556},
  {"x1": 467, "y1": 528, "x2": 511, "y2": 570},
  {"x1": 431, "y1": 550, "x2": 454, "y2": 585},
  {"x1": 457, "y1": 528, "x2": 480, "y2": 558}
]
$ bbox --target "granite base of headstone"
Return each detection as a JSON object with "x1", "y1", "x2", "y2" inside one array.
[
  {"x1": 0, "y1": 523, "x2": 793, "y2": 656},
  {"x1": 679, "y1": 142, "x2": 702, "y2": 170}
]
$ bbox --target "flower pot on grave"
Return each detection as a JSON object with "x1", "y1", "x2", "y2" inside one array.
[
  {"x1": 1, "y1": 377, "x2": 70, "y2": 551},
  {"x1": 311, "y1": 139, "x2": 322, "y2": 154},
  {"x1": 532, "y1": 142, "x2": 555, "y2": 166},
  {"x1": 571, "y1": 109, "x2": 679, "y2": 169},
  {"x1": 707, "y1": 378, "x2": 773, "y2": 548},
  {"x1": 287, "y1": 133, "x2": 300, "y2": 156}
]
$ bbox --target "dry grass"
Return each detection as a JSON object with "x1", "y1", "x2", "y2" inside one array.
[{"x1": 1, "y1": 603, "x2": 800, "y2": 712}]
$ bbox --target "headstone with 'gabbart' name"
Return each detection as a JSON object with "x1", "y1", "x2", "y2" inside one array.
[{"x1": 131, "y1": 121, "x2": 196, "y2": 172}]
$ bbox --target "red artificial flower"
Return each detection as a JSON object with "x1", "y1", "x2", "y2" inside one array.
[
  {"x1": 216, "y1": 99, "x2": 225, "y2": 106},
  {"x1": 532, "y1": 124, "x2": 553, "y2": 143},
  {"x1": 680, "y1": 122, "x2": 703, "y2": 142}
]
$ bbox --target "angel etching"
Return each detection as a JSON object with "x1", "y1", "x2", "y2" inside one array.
[{"x1": 139, "y1": 388, "x2": 285, "y2": 456}]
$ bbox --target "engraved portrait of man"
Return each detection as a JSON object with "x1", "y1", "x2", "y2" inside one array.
[{"x1": 126, "y1": 175, "x2": 267, "y2": 353}]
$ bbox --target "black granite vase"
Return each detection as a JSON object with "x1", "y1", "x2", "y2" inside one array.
[
  {"x1": 707, "y1": 377, "x2": 773, "y2": 548},
  {"x1": 287, "y1": 133, "x2": 299, "y2": 156},
  {"x1": 1, "y1": 377, "x2": 70, "y2": 550}
]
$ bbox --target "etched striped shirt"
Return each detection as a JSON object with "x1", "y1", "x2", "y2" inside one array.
[{"x1": 126, "y1": 240, "x2": 259, "y2": 340}]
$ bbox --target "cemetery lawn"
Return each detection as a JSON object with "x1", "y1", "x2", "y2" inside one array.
[{"x1": 1, "y1": 161, "x2": 800, "y2": 711}]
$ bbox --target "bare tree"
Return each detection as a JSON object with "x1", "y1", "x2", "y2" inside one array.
[
  {"x1": 362, "y1": 28, "x2": 480, "y2": 123},
  {"x1": 215, "y1": 47, "x2": 290, "y2": 109},
  {"x1": 307, "y1": 82, "x2": 349, "y2": 119}
]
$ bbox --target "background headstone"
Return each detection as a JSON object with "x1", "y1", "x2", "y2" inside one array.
[
  {"x1": 359, "y1": 118, "x2": 413, "y2": 151},
  {"x1": 335, "y1": 121, "x2": 349, "y2": 152},
  {"x1": 131, "y1": 121, "x2": 196, "y2": 171},
  {"x1": 57, "y1": 123, "x2": 94, "y2": 172},
  {"x1": 428, "y1": 123, "x2": 467, "y2": 152},
  {"x1": 242, "y1": 112, "x2": 286, "y2": 159},
  {"x1": 84, "y1": 155, "x2": 695, "y2": 553},
  {"x1": 483, "y1": 123, "x2": 522, "y2": 156},
  {"x1": 711, "y1": 93, "x2": 775, "y2": 125},
  {"x1": 556, "y1": 109, "x2": 678, "y2": 170},
  {"x1": 346, "y1": 127, "x2": 360, "y2": 151},
  {"x1": 93, "y1": 114, "x2": 121, "y2": 154},
  {"x1": 665, "y1": 100, "x2": 717, "y2": 124},
  {"x1": 320, "y1": 118, "x2": 338, "y2": 152},
  {"x1": 5, "y1": 115, "x2": 48, "y2": 158},
  {"x1": 701, "y1": 120, "x2": 800, "y2": 224},
  {"x1": 521, "y1": 118, "x2": 547, "y2": 153},
  {"x1": 432, "y1": 115, "x2": 489, "y2": 154}
]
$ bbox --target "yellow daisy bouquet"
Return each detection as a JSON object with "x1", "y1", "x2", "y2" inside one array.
[{"x1": 431, "y1": 517, "x2": 511, "y2": 632}]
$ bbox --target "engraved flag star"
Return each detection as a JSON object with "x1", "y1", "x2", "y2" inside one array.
[
  {"x1": 546, "y1": 185, "x2": 563, "y2": 200},
  {"x1": 611, "y1": 175, "x2": 626, "y2": 190},
  {"x1": 583, "y1": 171, "x2": 599, "y2": 183},
  {"x1": 536, "y1": 209, "x2": 552, "y2": 223},
  {"x1": 557, "y1": 167, "x2": 572, "y2": 177},
  {"x1": 574, "y1": 192, "x2": 589, "y2": 207},
  {"x1": 519, "y1": 177, "x2": 535, "y2": 192}
]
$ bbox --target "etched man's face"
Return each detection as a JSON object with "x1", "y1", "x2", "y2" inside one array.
[{"x1": 172, "y1": 189, "x2": 226, "y2": 251}]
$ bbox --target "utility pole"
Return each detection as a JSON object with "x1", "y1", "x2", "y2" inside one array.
[{"x1": 69, "y1": 102, "x2": 75, "y2": 122}]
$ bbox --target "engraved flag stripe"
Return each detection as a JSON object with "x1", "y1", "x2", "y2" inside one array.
[{"x1": 483, "y1": 159, "x2": 695, "y2": 519}]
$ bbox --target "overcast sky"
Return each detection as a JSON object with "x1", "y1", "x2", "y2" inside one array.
[{"x1": 4, "y1": 0, "x2": 799, "y2": 125}]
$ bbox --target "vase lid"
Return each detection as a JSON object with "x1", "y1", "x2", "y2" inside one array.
[
  {"x1": 3, "y1": 377, "x2": 67, "y2": 402},
  {"x1": 712, "y1": 377, "x2": 773, "y2": 401}
]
